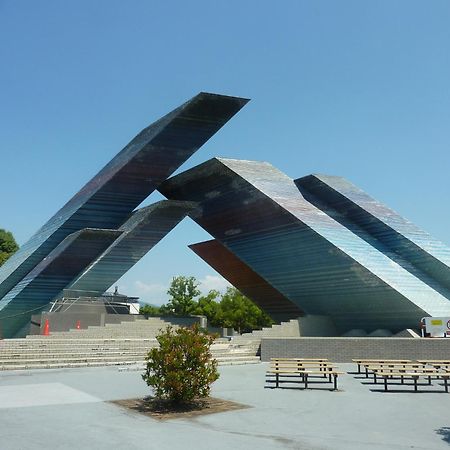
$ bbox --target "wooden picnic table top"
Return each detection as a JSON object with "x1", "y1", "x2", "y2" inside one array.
[
  {"x1": 271, "y1": 361, "x2": 333, "y2": 365},
  {"x1": 363, "y1": 362, "x2": 426, "y2": 368},
  {"x1": 352, "y1": 359, "x2": 412, "y2": 363},
  {"x1": 270, "y1": 363, "x2": 335, "y2": 369},
  {"x1": 372, "y1": 367, "x2": 440, "y2": 373},
  {"x1": 375, "y1": 370, "x2": 449, "y2": 377},
  {"x1": 270, "y1": 358, "x2": 329, "y2": 361},
  {"x1": 267, "y1": 368, "x2": 342, "y2": 375},
  {"x1": 417, "y1": 360, "x2": 450, "y2": 364}
]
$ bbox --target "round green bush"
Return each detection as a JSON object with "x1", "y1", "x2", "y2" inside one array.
[{"x1": 142, "y1": 324, "x2": 219, "y2": 404}]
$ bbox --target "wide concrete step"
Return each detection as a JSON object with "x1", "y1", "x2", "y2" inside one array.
[
  {"x1": 1, "y1": 360, "x2": 143, "y2": 371},
  {"x1": 1, "y1": 357, "x2": 261, "y2": 371},
  {"x1": 0, "y1": 346, "x2": 257, "y2": 355},
  {"x1": 0, "y1": 353, "x2": 260, "y2": 371},
  {"x1": 0, "y1": 354, "x2": 150, "y2": 366},
  {"x1": 0, "y1": 350, "x2": 154, "y2": 358},
  {"x1": 4, "y1": 338, "x2": 158, "y2": 344}
]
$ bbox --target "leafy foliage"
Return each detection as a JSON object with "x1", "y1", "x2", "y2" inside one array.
[
  {"x1": 139, "y1": 304, "x2": 161, "y2": 317},
  {"x1": 166, "y1": 275, "x2": 201, "y2": 316},
  {"x1": 142, "y1": 324, "x2": 219, "y2": 404},
  {"x1": 219, "y1": 287, "x2": 273, "y2": 333},
  {"x1": 139, "y1": 276, "x2": 273, "y2": 333},
  {"x1": 0, "y1": 229, "x2": 19, "y2": 267}
]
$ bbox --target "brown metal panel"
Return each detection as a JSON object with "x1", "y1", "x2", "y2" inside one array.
[{"x1": 189, "y1": 239, "x2": 303, "y2": 321}]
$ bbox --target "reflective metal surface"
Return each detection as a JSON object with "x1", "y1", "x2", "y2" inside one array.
[
  {"x1": 296, "y1": 174, "x2": 450, "y2": 293},
  {"x1": 69, "y1": 201, "x2": 196, "y2": 293},
  {"x1": 0, "y1": 93, "x2": 248, "y2": 337},
  {"x1": 0, "y1": 93, "x2": 249, "y2": 302},
  {"x1": 190, "y1": 239, "x2": 304, "y2": 322},
  {"x1": 160, "y1": 158, "x2": 450, "y2": 333},
  {"x1": 0, "y1": 229, "x2": 121, "y2": 337}
]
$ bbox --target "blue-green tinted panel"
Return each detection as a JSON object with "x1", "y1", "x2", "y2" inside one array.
[
  {"x1": 69, "y1": 200, "x2": 195, "y2": 293},
  {"x1": 0, "y1": 229, "x2": 121, "y2": 337},
  {"x1": 296, "y1": 174, "x2": 450, "y2": 293},
  {"x1": 160, "y1": 158, "x2": 450, "y2": 333},
  {"x1": 0, "y1": 93, "x2": 249, "y2": 303},
  {"x1": 190, "y1": 239, "x2": 304, "y2": 322}
]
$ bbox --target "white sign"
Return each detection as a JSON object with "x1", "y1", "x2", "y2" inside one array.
[{"x1": 421, "y1": 317, "x2": 450, "y2": 338}]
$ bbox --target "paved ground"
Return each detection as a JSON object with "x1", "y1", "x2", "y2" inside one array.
[{"x1": 0, "y1": 363, "x2": 450, "y2": 449}]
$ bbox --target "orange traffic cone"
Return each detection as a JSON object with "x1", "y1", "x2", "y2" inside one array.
[
  {"x1": 43, "y1": 319, "x2": 50, "y2": 336},
  {"x1": 75, "y1": 320, "x2": 81, "y2": 330}
]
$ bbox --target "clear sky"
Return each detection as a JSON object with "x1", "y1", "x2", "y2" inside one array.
[{"x1": 1, "y1": 1, "x2": 450, "y2": 305}]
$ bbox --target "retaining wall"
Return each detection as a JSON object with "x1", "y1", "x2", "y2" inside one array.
[{"x1": 261, "y1": 337, "x2": 450, "y2": 362}]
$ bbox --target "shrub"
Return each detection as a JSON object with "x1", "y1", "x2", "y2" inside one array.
[{"x1": 142, "y1": 324, "x2": 219, "y2": 404}]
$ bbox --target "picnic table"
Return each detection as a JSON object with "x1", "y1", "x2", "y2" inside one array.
[
  {"x1": 375, "y1": 370, "x2": 450, "y2": 392},
  {"x1": 352, "y1": 359, "x2": 412, "y2": 375},
  {"x1": 266, "y1": 358, "x2": 342, "y2": 390}
]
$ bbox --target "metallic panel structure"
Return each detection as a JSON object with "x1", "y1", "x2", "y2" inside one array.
[
  {"x1": 0, "y1": 93, "x2": 249, "y2": 302},
  {"x1": 190, "y1": 239, "x2": 304, "y2": 322},
  {"x1": 69, "y1": 200, "x2": 196, "y2": 294},
  {"x1": 0, "y1": 93, "x2": 248, "y2": 337},
  {"x1": 4, "y1": 90, "x2": 450, "y2": 337},
  {"x1": 0, "y1": 229, "x2": 121, "y2": 338},
  {"x1": 159, "y1": 158, "x2": 450, "y2": 333},
  {"x1": 295, "y1": 174, "x2": 450, "y2": 293}
]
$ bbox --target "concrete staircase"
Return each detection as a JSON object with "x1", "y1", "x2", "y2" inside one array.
[
  {"x1": 0, "y1": 318, "x2": 261, "y2": 370},
  {"x1": 236, "y1": 319, "x2": 301, "y2": 339},
  {"x1": 26, "y1": 317, "x2": 178, "y2": 340}
]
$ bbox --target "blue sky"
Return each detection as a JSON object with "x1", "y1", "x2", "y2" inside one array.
[{"x1": 1, "y1": 1, "x2": 450, "y2": 304}]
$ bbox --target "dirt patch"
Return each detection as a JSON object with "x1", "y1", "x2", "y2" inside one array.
[{"x1": 111, "y1": 396, "x2": 250, "y2": 421}]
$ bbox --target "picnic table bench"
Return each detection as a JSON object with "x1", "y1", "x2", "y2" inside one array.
[
  {"x1": 417, "y1": 360, "x2": 450, "y2": 365},
  {"x1": 267, "y1": 359, "x2": 342, "y2": 390},
  {"x1": 271, "y1": 358, "x2": 329, "y2": 362},
  {"x1": 352, "y1": 359, "x2": 412, "y2": 374},
  {"x1": 361, "y1": 362, "x2": 427, "y2": 379},
  {"x1": 369, "y1": 366, "x2": 440, "y2": 384},
  {"x1": 375, "y1": 370, "x2": 450, "y2": 392},
  {"x1": 271, "y1": 360, "x2": 332, "y2": 372}
]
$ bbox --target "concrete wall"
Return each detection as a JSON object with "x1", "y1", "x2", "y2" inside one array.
[
  {"x1": 30, "y1": 314, "x2": 206, "y2": 335},
  {"x1": 261, "y1": 337, "x2": 450, "y2": 362},
  {"x1": 30, "y1": 312, "x2": 142, "y2": 334},
  {"x1": 298, "y1": 315, "x2": 338, "y2": 336},
  {"x1": 159, "y1": 316, "x2": 205, "y2": 328}
]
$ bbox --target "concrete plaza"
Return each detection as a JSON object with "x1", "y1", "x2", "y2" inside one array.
[{"x1": 0, "y1": 363, "x2": 449, "y2": 450}]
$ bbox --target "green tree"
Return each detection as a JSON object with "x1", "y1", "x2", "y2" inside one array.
[
  {"x1": 139, "y1": 304, "x2": 161, "y2": 316},
  {"x1": 191, "y1": 290, "x2": 222, "y2": 326},
  {"x1": 0, "y1": 229, "x2": 19, "y2": 267},
  {"x1": 219, "y1": 287, "x2": 273, "y2": 333},
  {"x1": 166, "y1": 276, "x2": 201, "y2": 316},
  {"x1": 142, "y1": 324, "x2": 219, "y2": 404}
]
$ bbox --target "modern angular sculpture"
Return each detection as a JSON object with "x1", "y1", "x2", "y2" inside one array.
[
  {"x1": 3, "y1": 90, "x2": 450, "y2": 338},
  {"x1": 0, "y1": 93, "x2": 249, "y2": 337},
  {"x1": 295, "y1": 174, "x2": 450, "y2": 294},
  {"x1": 190, "y1": 239, "x2": 304, "y2": 322},
  {"x1": 160, "y1": 158, "x2": 450, "y2": 333},
  {"x1": 0, "y1": 229, "x2": 121, "y2": 337},
  {"x1": 69, "y1": 200, "x2": 196, "y2": 294}
]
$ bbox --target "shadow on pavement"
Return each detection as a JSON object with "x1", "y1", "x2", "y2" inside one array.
[{"x1": 435, "y1": 427, "x2": 450, "y2": 444}]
